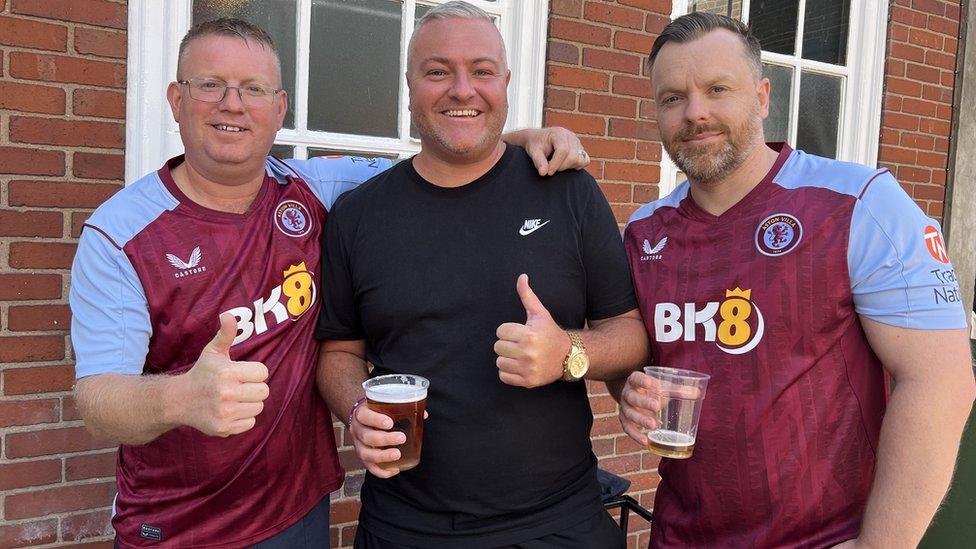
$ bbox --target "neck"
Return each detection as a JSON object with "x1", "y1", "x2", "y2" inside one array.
[
  {"x1": 412, "y1": 142, "x2": 506, "y2": 187},
  {"x1": 688, "y1": 143, "x2": 780, "y2": 216},
  {"x1": 171, "y1": 160, "x2": 266, "y2": 214}
]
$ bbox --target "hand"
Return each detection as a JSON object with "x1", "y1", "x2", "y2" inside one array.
[
  {"x1": 349, "y1": 402, "x2": 407, "y2": 479},
  {"x1": 494, "y1": 274, "x2": 570, "y2": 388},
  {"x1": 523, "y1": 127, "x2": 589, "y2": 176},
  {"x1": 179, "y1": 314, "x2": 270, "y2": 437},
  {"x1": 619, "y1": 371, "x2": 662, "y2": 446}
]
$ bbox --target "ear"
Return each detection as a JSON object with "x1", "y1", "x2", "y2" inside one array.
[
  {"x1": 757, "y1": 77, "x2": 771, "y2": 120},
  {"x1": 276, "y1": 89, "x2": 288, "y2": 130},
  {"x1": 505, "y1": 69, "x2": 512, "y2": 86},
  {"x1": 166, "y1": 81, "x2": 183, "y2": 123}
]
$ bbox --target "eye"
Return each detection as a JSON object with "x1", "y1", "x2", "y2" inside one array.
[
  {"x1": 427, "y1": 69, "x2": 448, "y2": 77},
  {"x1": 474, "y1": 69, "x2": 495, "y2": 77},
  {"x1": 661, "y1": 95, "x2": 680, "y2": 105},
  {"x1": 198, "y1": 80, "x2": 224, "y2": 90},
  {"x1": 244, "y1": 84, "x2": 270, "y2": 96},
  {"x1": 711, "y1": 86, "x2": 728, "y2": 94}
]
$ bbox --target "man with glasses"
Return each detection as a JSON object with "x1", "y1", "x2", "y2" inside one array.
[{"x1": 69, "y1": 18, "x2": 587, "y2": 548}]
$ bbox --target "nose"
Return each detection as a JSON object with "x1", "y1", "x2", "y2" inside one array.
[
  {"x1": 449, "y1": 73, "x2": 476, "y2": 101},
  {"x1": 683, "y1": 93, "x2": 710, "y2": 124},
  {"x1": 218, "y1": 86, "x2": 246, "y2": 112}
]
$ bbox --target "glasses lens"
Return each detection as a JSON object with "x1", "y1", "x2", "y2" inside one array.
[
  {"x1": 187, "y1": 80, "x2": 275, "y2": 105},
  {"x1": 190, "y1": 80, "x2": 226, "y2": 102}
]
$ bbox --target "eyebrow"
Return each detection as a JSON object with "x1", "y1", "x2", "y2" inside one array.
[{"x1": 422, "y1": 56, "x2": 501, "y2": 66}]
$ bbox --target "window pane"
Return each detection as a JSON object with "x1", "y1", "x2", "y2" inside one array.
[
  {"x1": 689, "y1": 0, "x2": 743, "y2": 19},
  {"x1": 308, "y1": 0, "x2": 401, "y2": 137},
  {"x1": 270, "y1": 144, "x2": 294, "y2": 159},
  {"x1": 192, "y1": 1, "x2": 298, "y2": 129},
  {"x1": 801, "y1": 0, "x2": 849, "y2": 65},
  {"x1": 748, "y1": 0, "x2": 799, "y2": 56},
  {"x1": 796, "y1": 71, "x2": 842, "y2": 159},
  {"x1": 409, "y1": 4, "x2": 433, "y2": 139},
  {"x1": 763, "y1": 63, "x2": 792, "y2": 144}
]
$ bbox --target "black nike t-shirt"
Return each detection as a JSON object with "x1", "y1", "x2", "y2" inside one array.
[{"x1": 316, "y1": 145, "x2": 637, "y2": 547}]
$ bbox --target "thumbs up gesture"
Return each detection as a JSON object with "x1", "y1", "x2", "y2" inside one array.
[
  {"x1": 180, "y1": 313, "x2": 270, "y2": 437},
  {"x1": 494, "y1": 274, "x2": 571, "y2": 388}
]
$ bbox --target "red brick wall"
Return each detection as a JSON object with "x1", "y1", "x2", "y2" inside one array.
[
  {"x1": 545, "y1": 1, "x2": 672, "y2": 547},
  {"x1": 879, "y1": 0, "x2": 961, "y2": 221},
  {"x1": 0, "y1": 0, "x2": 126, "y2": 546}
]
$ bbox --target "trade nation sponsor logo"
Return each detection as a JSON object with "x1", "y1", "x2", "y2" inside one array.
[
  {"x1": 222, "y1": 261, "x2": 317, "y2": 345},
  {"x1": 655, "y1": 287, "x2": 765, "y2": 355},
  {"x1": 755, "y1": 213, "x2": 802, "y2": 257},
  {"x1": 923, "y1": 225, "x2": 950, "y2": 264}
]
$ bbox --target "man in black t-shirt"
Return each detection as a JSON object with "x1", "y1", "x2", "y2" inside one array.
[{"x1": 315, "y1": 2, "x2": 651, "y2": 548}]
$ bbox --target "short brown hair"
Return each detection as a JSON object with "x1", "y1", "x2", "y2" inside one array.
[
  {"x1": 647, "y1": 12, "x2": 762, "y2": 78},
  {"x1": 177, "y1": 18, "x2": 279, "y2": 79}
]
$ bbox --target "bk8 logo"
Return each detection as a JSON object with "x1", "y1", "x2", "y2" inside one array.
[
  {"x1": 224, "y1": 262, "x2": 317, "y2": 345},
  {"x1": 654, "y1": 288, "x2": 765, "y2": 355}
]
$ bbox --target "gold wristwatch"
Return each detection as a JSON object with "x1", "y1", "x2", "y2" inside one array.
[{"x1": 562, "y1": 331, "x2": 589, "y2": 382}]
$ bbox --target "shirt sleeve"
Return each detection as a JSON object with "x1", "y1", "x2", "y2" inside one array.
[
  {"x1": 577, "y1": 175, "x2": 639, "y2": 320},
  {"x1": 285, "y1": 156, "x2": 394, "y2": 211},
  {"x1": 315, "y1": 196, "x2": 366, "y2": 341},
  {"x1": 848, "y1": 170, "x2": 967, "y2": 329},
  {"x1": 69, "y1": 227, "x2": 152, "y2": 378}
]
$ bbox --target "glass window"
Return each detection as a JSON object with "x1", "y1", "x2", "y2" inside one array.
[
  {"x1": 748, "y1": 0, "x2": 799, "y2": 56},
  {"x1": 801, "y1": 0, "x2": 849, "y2": 65},
  {"x1": 796, "y1": 71, "x2": 842, "y2": 158},
  {"x1": 763, "y1": 63, "x2": 792, "y2": 143}
]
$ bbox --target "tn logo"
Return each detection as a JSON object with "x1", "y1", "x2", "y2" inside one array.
[
  {"x1": 655, "y1": 288, "x2": 764, "y2": 355},
  {"x1": 223, "y1": 262, "x2": 317, "y2": 345}
]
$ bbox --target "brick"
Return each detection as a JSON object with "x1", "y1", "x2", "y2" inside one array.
[
  {"x1": 547, "y1": 41, "x2": 579, "y2": 64},
  {"x1": 10, "y1": 242, "x2": 78, "y2": 269},
  {"x1": 886, "y1": 59, "x2": 906, "y2": 77},
  {"x1": 9, "y1": 180, "x2": 121, "y2": 208},
  {"x1": 0, "y1": 16, "x2": 68, "y2": 51},
  {"x1": 908, "y1": 28, "x2": 943, "y2": 50},
  {"x1": 935, "y1": 135, "x2": 950, "y2": 151},
  {"x1": 72, "y1": 89, "x2": 126, "y2": 119},
  {"x1": 74, "y1": 152, "x2": 125, "y2": 180},
  {"x1": 330, "y1": 499, "x2": 361, "y2": 524},
  {"x1": 547, "y1": 66, "x2": 609, "y2": 91},
  {"x1": 890, "y1": 42, "x2": 925, "y2": 63},
  {"x1": 62, "y1": 509, "x2": 114, "y2": 541},
  {"x1": 4, "y1": 365, "x2": 75, "y2": 394},
  {"x1": 72, "y1": 211, "x2": 92, "y2": 238},
  {"x1": 611, "y1": 203, "x2": 639, "y2": 223},
  {"x1": 899, "y1": 166, "x2": 931, "y2": 183},
  {"x1": 635, "y1": 183, "x2": 662, "y2": 203},
  {"x1": 63, "y1": 542, "x2": 119, "y2": 549},
  {"x1": 910, "y1": 0, "x2": 946, "y2": 17},
  {"x1": 584, "y1": 2, "x2": 645, "y2": 30},
  {"x1": 600, "y1": 453, "x2": 642, "y2": 475},
  {"x1": 937, "y1": 103, "x2": 952, "y2": 120},
  {"x1": 583, "y1": 48, "x2": 641, "y2": 74},
  {"x1": 580, "y1": 93, "x2": 636, "y2": 117},
  {"x1": 891, "y1": 6, "x2": 927, "y2": 27},
  {"x1": 880, "y1": 128, "x2": 900, "y2": 145},
  {"x1": 609, "y1": 118, "x2": 659, "y2": 140},
  {"x1": 0, "y1": 81, "x2": 66, "y2": 114},
  {"x1": 10, "y1": 116, "x2": 124, "y2": 148},
  {"x1": 889, "y1": 23, "x2": 910, "y2": 43},
  {"x1": 615, "y1": 434, "x2": 644, "y2": 454},
  {"x1": 0, "y1": 274, "x2": 63, "y2": 300},
  {"x1": 618, "y1": 0, "x2": 671, "y2": 11},
  {"x1": 592, "y1": 436, "x2": 614, "y2": 457},
  {"x1": 10, "y1": 52, "x2": 126, "y2": 88},
  {"x1": 74, "y1": 27, "x2": 126, "y2": 58},
  {"x1": 6, "y1": 426, "x2": 115, "y2": 458},
  {"x1": 0, "y1": 210, "x2": 63, "y2": 237},
  {"x1": 63, "y1": 395, "x2": 82, "y2": 421},
  {"x1": 545, "y1": 89, "x2": 577, "y2": 111},
  {"x1": 0, "y1": 459, "x2": 61, "y2": 490},
  {"x1": 928, "y1": 201, "x2": 944, "y2": 218},
  {"x1": 918, "y1": 151, "x2": 948, "y2": 169},
  {"x1": 5, "y1": 481, "x2": 115, "y2": 520},
  {"x1": 597, "y1": 182, "x2": 633, "y2": 203},
  {"x1": 925, "y1": 49, "x2": 956, "y2": 70},
  {"x1": 584, "y1": 160, "x2": 604, "y2": 180},
  {"x1": 0, "y1": 147, "x2": 66, "y2": 176},
  {"x1": 637, "y1": 142, "x2": 662, "y2": 162},
  {"x1": 0, "y1": 335, "x2": 65, "y2": 362},
  {"x1": 580, "y1": 137, "x2": 636, "y2": 160},
  {"x1": 8, "y1": 304, "x2": 72, "y2": 332},
  {"x1": 550, "y1": 19, "x2": 612, "y2": 47},
  {"x1": 922, "y1": 84, "x2": 952, "y2": 103},
  {"x1": 914, "y1": 183, "x2": 946, "y2": 200},
  {"x1": 900, "y1": 132, "x2": 935, "y2": 149},
  {"x1": 606, "y1": 162, "x2": 660, "y2": 183},
  {"x1": 906, "y1": 62, "x2": 940, "y2": 83},
  {"x1": 886, "y1": 77, "x2": 923, "y2": 97},
  {"x1": 545, "y1": 112, "x2": 606, "y2": 136},
  {"x1": 879, "y1": 145, "x2": 917, "y2": 165},
  {"x1": 66, "y1": 451, "x2": 118, "y2": 481},
  {"x1": 0, "y1": 399, "x2": 59, "y2": 427},
  {"x1": 945, "y1": 37, "x2": 958, "y2": 54},
  {"x1": 12, "y1": 0, "x2": 127, "y2": 29},
  {"x1": 946, "y1": 2, "x2": 960, "y2": 20},
  {"x1": 337, "y1": 448, "x2": 363, "y2": 472},
  {"x1": 0, "y1": 519, "x2": 58, "y2": 547},
  {"x1": 613, "y1": 74, "x2": 652, "y2": 98},
  {"x1": 927, "y1": 15, "x2": 958, "y2": 36},
  {"x1": 645, "y1": 13, "x2": 671, "y2": 35},
  {"x1": 550, "y1": 0, "x2": 582, "y2": 18},
  {"x1": 901, "y1": 98, "x2": 938, "y2": 117},
  {"x1": 884, "y1": 112, "x2": 920, "y2": 131},
  {"x1": 615, "y1": 31, "x2": 653, "y2": 55},
  {"x1": 884, "y1": 96, "x2": 902, "y2": 112}
]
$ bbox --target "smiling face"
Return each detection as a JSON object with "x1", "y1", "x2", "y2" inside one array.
[
  {"x1": 166, "y1": 34, "x2": 287, "y2": 183},
  {"x1": 651, "y1": 29, "x2": 769, "y2": 185},
  {"x1": 406, "y1": 17, "x2": 511, "y2": 163}
]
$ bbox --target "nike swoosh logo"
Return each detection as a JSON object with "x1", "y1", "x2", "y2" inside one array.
[{"x1": 519, "y1": 220, "x2": 550, "y2": 236}]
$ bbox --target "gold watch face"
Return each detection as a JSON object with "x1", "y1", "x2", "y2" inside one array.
[{"x1": 566, "y1": 353, "x2": 589, "y2": 379}]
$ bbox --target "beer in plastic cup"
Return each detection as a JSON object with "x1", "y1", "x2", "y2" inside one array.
[
  {"x1": 362, "y1": 374, "x2": 429, "y2": 471},
  {"x1": 643, "y1": 366, "x2": 710, "y2": 459}
]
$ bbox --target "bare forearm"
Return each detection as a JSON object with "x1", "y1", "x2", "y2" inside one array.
[
  {"x1": 75, "y1": 374, "x2": 187, "y2": 445},
  {"x1": 316, "y1": 346, "x2": 370, "y2": 426},
  {"x1": 858, "y1": 378, "x2": 975, "y2": 547},
  {"x1": 580, "y1": 312, "x2": 650, "y2": 381}
]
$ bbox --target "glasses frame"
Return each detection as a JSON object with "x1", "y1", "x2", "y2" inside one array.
[{"x1": 177, "y1": 78, "x2": 283, "y2": 106}]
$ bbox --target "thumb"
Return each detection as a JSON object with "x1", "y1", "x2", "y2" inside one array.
[
  {"x1": 207, "y1": 313, "x2": 238, "y2": 356},
  {"x1": 516, "y1": 274, "x2": 550, "y2": 321},
  {"x1": 526, "y1": 144, "x2": 551, "y2": 177}
]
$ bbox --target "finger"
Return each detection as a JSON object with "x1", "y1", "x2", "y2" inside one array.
[
  {"x1": 498, "y1": 370, "x2": 526, "y2": 387},
  {"x1": 547, "y1": 146, "x2": 570, "y2": 176},
  {"x1": 225, "y1": 416, "x2": 257, "y2": 436},
  {"x1": 516, "y1": 274, "x2": 550, "y2": 320},
  {"x1": 236, "y1": 381, "x2": 270, "y2": 402},
  {"x1": 495, "y1": 356, "x2": 523, "y2": 374},
  {"x1": 366, "y1": 462, "x2": 400, "y2": 479},
  {"x1": 234, "y1": 361, "x2": 269, "y2": 383},
  {"x1": 206, "y1": 313, "x2": 239, "y2": 356},
  {"x1": 231, "y1": 401, "x2": 265, "y2": 420},
  {"x1": 525, "y1": 143, "x2": 551, "y2": 177},
  {"x1": 493, "y1": 339, "x2": 524, "y2": 360},
  {"x1": 620, "y1": 399, "x2": 658, "y2": 430},
  {"x1": 620, "y1": 419, "x2": 650, "y2": 446},
  {"x1": 356, "y1": 407, "x2": 394, "y2": 430},
  {"x1": 573, "y1": 150, "x2": 590, "y2": 170},
  {"x1": 496, "y1": 322, "x2": 529, "y2": 342}
]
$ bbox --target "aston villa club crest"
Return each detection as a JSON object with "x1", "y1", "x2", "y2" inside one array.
[
  {"x1": 755, "y1": 213, "x2": 802, "y2": 256},
  {"x1": 274, "y1": 200, "x2": 312, "y2": 238}
]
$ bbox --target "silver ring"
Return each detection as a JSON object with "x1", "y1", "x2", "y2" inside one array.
[{"x1": 578, "y1": 149, "x2": 588, "y2": 159}]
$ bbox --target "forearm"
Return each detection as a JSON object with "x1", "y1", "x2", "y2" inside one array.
[
  {"x1": 857, "y1": 377, "x2": 974, "y2": 547},
  {"x1": 579, "y1": 311, "x2": 650, "y2": 381},
  {"x1": 316, "y1": 344, "x2": 370, "y2": 426},
  {"x1": 75, "y1": 374, "x2": 188, "y2": 445}
]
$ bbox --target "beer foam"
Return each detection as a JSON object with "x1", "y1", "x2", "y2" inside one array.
[
  {"x1": 365, "y1": 383, "x2": 427, "y2": 403},
  {"x1": 649, "y1": 430, "x2": 695, "y2": 447}
]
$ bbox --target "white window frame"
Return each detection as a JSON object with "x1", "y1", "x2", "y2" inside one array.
[
  {"x1": 125, "y1": 0, "x2": 549, "y2": 182},
  {"x1": 658, "y1": 0, "x2": 888, "y2": 197}
]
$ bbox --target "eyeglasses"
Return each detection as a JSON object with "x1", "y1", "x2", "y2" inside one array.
[{"x1": 178, "y1": 78, "x2": 281, "y2": 106}]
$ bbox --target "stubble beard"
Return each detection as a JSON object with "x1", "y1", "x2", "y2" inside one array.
[
  {"x1": 665, "y1": 102, "x2": 764, "y2": 186},
  {"x1": 414, "y1": 110, "x2": 507, "y2": 161}
]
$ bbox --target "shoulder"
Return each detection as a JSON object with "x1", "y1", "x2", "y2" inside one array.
[
  {"x1": 282, "y1": 155, "x2": 393, "y2": 185},
  {"x1": 774, "y1": 148, "x2": 885, "y2": 198},
  {"x1": 628, "y1": 181, "x2": 689, "y2": 227},
  {"x1": 327, "y1": 159, "x2": 406, "y2": 218},
  {"x1": 85, "y1": 169, "x2": 179, "y2": 249}
]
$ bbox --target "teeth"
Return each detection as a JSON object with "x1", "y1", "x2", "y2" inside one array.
[
  {"x1": 215, "y1": 124, "x2": 244, "y2": 132},
  {"x1": 445, "y1": 110, "x2": 479, "y2": 117}
]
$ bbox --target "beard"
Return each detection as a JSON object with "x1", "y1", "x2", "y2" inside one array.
[
  {"x1": 412, "y1": 108, "x2": 507, "y2": 160},
  {"x1": 663, "y1": 102, "x2": 764, "y2": 185}
]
